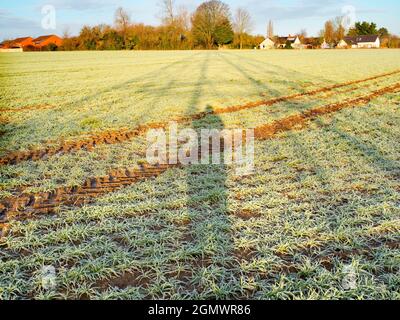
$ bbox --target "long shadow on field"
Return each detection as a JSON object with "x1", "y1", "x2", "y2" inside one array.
[
  {"x1": 328, "y1": 123, "x2": 400, "y2": 182},
  {"x1": 225, "y1": 51, "x2": 336, "y2": 89},
  {"x1": 68, "y1": 52, "x2": 201, "y2": 109},
  {"x1": 286, "y1": 130, "x2": 352, "y2": 233},
  {"x1": 286, "y1": 115, "x2": 399, "y2": 235},
  {"x1": 217, "y1": 52, "x2": 282, "y2": 98},
  {"x1": 182, "y1": 53, "x2": 234, "y2": 298},
  {"x1": 217, "y1": 52, "x2": 330, "y2": 116},
  {"x1": 1, "y1": 53, "x2": 203, "y2": 153}
]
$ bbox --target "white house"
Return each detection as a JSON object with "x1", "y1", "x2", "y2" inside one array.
[
  {"x1": 343, "y1": 35, "x2": 380, "y2": 48},
  {"x1": 321, "y1": 40, "x2": 331, "y2": 49},
  {"x1": 259, "y1": 38, "x2": 275, "y2": 49},
  {"x1": 336, "y1": 39, "x2": 348, "y2": 49}
]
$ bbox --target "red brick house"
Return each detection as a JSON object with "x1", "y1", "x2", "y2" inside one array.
[
  {"x1": 10, "y1": 37, "x2": 34, "y2": 48},
  {"x1": 0, "y1": 37, "x2": 33, "y2": 49},
  {"x1": 32, "y1": 35, "x2": 63, "y2": 49},
  {"x1": 1, "y1": 35, "x2": 63, "y2": 51}
]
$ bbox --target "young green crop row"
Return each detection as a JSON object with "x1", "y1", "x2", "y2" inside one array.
[
  {"x1": 1, "y1": 94, "x2": 399, "y2": 300},
  {"x1": 0, "y1": 50, "x2": 399, "y2": 300}
]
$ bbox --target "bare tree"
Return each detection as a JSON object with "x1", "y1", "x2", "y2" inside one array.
[
  {"x1": 160, "y1": 1, "x2": 190, "y2": 30},
  {"x1": 233, "y1": 8, "x2": 253, "y2": 49},
  {"x1": 159, "y1": 0, "x2": 191, "y2": 49},
  {"x1": 298, "y1": 28, "x2": 307, "y2": 42},
  {"x1": 62, "y1": 27, "x2": 70, "y2": 40},
  {"x1": 160, "y1": 0, "x2": 175, "y2": 25},
  {"x1": 176, "y1": 5, "x2": 191, "y2": 31},
  {"x1": 267, "y1": 20, "x2": 274, "y2": 38},
  {"x1": 61, "y1": 27, "x2": 74, "y2": 50},
  {"x1": 114, "y1": 7, "x2": 131, "y2": 48},
  {"x1": 334, "y1": 16, "x2": 346, "y2": 42}
]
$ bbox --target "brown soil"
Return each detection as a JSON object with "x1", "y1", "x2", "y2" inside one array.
[
  {"x1": 1, "y1": 70, "x2": 399, "y2": 166},
  {"x1": 0, "y1": 163, "x2": 180, "y2": 236},
  {"x1": 235, "y1": 209, "x2": 261, "y2": 220},
  {"x1": 95, "y1": 270, "x2": 151, "y2": 291},
  {"x1": 212, "y1": 69, "x2": 400, "y2": 114},
  {"x1": 234, "y1": 248, "x2": 258, "y2": 261},
  {"x1": 254, "y1": 83, "x2": 400, "y2": 140},
  {"x1": 0, "y1": 104, "x2": 55, "y2": 113},
  {"x1": 68, "y1": 236, "x2": 400, "y2": 298},
  {"x1": 0, "y1": 123, "x2": 171, "y2": 166},
  {"x1": 0, "y1": 116, "x2": 10, "y2": 124}
]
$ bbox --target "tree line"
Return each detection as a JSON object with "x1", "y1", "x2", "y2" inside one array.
[
  {"x1": 60, "y1": 0, "x2": 400, "y2": 51},
  {"x1": 61, "y1": 0, "x2": 263, "y2": 51}
]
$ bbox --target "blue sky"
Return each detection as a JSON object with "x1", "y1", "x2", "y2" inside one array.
[{"x1": 0, "y1": 0, "x2": 399, "y2": 40}]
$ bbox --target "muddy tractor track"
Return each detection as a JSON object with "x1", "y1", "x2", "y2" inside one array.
[
  {"x1": 0, "y1": 164, "x2": 180, "y2": 236},
  {"x1": 254, "y1": 82, "x2": 400, "y2": 139},
  {"x1": 0, "y1": 104, "x2": 55, "y2": 113},
  {"x1": 0, "y1": 82, "x2": 399, "y2": 236},
  {"x1": 213, "y1": 69, "x2": 400, "y2": 114},
  {"x1": 1, "y1": 70, "x2": 399, "y2": 167}
]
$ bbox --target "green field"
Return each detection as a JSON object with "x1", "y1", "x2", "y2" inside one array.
[{"x1": 0, "y1": 50, "x2": 399, "y2": 300}]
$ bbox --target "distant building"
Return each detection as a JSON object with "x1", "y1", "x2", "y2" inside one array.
[
  {"x1": 9, "y1": 37, "x2": 34, "y2": 49},
  {"x1": 0, "y1": 37, "x2": 33, "y2": 50},
  {"x1": 336, "y1": 39, "x2": 349, "y2": 49},
  {"x1": 302, "y1": 37, "x2": 321, "y2": 49},
  {"x1": 32, "y1": 35, "x2": 63, "y2": 49},
  {"x1": 259, "y1": 38, "x2": 275, "y2": 49},
  {"x1": 0, "y1": 35, "x2": 63, "y2": 52},
  {"x1": 275, "y1": 35, "x2": 302, "y2": 49},
  {"x1": 343, "y1": 35, "x2": 380, "y2": 48},
  {"x1": 321, "y1": 40, "x2": 331, "y2": 49}
]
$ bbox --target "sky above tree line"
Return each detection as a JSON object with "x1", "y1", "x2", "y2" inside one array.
[{"x1": 0, "y1": 0, "x2": 399, "y2": 41}]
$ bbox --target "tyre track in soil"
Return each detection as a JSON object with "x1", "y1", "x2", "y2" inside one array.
[
  {"x1": 1, "y1": 69, "x2": 399, "y2": 167},
  {"x1": 0, "y1": 82, "x2": 399, "y2": 237},
  {"x1": 0, "y1": 104, "x2": 55, "y2": 113},
  {"x1": 254, "y1": 82, "x2": 400, "y2": 139}
]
